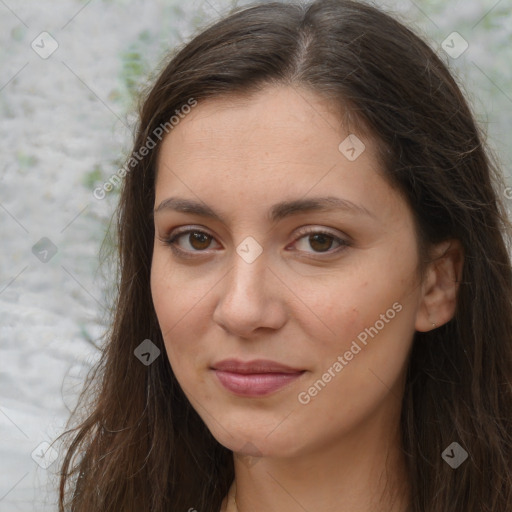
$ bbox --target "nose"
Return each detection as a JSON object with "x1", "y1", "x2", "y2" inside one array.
[{"x1": 212, "y1": 253, "x2": 288, "y2": 338}]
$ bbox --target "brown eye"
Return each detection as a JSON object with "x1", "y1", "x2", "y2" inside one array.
[
  {"x1": 308, "y1": 233, "x2": 335, "y2": 252},
  {"x1": 188, "y1": 231, "x2": 212, "y2": 250},
  {"x1": 163, "y1": 228, "x2": 220, "y2": 254},
  {"x1": 292, "y1": 228, "x2": 349, "y2": 256}
]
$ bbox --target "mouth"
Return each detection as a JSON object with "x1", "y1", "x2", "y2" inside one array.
[{"x1": 211, "y1": 358, "x2": 306, "y2": 397}]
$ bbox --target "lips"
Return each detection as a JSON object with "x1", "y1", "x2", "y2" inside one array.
[
  {"x1": 211, "y1": 358, "x2": 304, "y2": 374},
  {"x1": 211, "y1": 359, "x2": 306, "y2": 397}
]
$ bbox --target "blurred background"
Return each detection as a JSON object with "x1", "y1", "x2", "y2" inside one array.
[{"x1": 0, "y1": 0, "x2": 510, "y2": 509}]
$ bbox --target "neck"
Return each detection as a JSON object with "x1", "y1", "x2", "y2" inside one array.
[{"x1": 227, "y1": 404, "x2": 411, "y2": 512}]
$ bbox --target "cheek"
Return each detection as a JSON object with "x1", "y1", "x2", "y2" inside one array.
[
  {"x1": 292, "y1": 270, "x2": 385, "y2": 345},
  {"x1": 294, "y1": 253, "x2": 417, "y2": 369},
  {"x1": 150, "y1": 253, "x2": 208, "y2": 364},
  {"x1": 295, "y1": 297, "x2": 414, "y2": 433},
  {"x1": 151, "y1": 248, "x2": 213, "y2": 327}
]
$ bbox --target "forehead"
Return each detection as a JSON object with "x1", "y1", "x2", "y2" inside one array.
[
  {"x1": 158, "y1": 86, "x2": 369, "y2": 162},
  {"x1": 154, "y1": 85, "x2": 398, "y2": 223}
]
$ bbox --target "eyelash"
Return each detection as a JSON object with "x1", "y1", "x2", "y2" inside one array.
[{"x1": 159, "y1": 226, "x2": 350, "y2": 259}]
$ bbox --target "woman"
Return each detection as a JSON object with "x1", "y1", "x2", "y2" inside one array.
[{"x1": 59, "y1": 1, "x2": 512, "y2": 511}]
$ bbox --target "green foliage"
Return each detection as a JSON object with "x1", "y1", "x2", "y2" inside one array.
[
  {"x1": 83, "y1": 163, "x2": 103, "y2": 189},
  {"x1": 117, "y1": 29, "x2": 155, "y2": 109},
  {"x1": 17, "y1": 151, "x2": 38, "y2": 170}
]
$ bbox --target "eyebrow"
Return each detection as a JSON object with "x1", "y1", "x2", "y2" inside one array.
[{"x1": 154, "y1": 196, "x2": 375, "y2": 223}]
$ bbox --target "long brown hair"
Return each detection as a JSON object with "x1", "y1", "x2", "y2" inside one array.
[{"x1": 59, "y1": 1, "x2": 512, "y2": 510}]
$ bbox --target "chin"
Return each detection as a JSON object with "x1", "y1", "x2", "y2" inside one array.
[{"x1": 207, "y1": 421, "x2": 305, "y2": 461}]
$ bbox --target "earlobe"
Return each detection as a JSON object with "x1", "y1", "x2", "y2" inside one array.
[{"x1": 414, "y1": 239, "x2": 464, "y2": 332}]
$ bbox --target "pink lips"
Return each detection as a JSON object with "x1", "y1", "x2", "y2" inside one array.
[{"x1": 211, "y1": 359, "x2": 305, "y2": 397}]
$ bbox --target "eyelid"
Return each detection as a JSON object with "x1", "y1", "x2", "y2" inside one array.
[
  {"x1": 287, "y1": 225, "x2": 350, "y2": 256},
  {"x1": 168, "y1": 225, "x2": 217, "y2": 242},
  {"x1": 161, "y1": 226, "x2": 221, "y2": 257},
  {"x1": 293, "y1": 225, "x2": 347, "y2": 242}
]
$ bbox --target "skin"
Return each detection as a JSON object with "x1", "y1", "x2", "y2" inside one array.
[{"x1": 151, "y1": 85, "x2": 464, "y2": 512}]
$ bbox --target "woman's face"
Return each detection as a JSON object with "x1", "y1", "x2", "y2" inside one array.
[{"x1": 151, "y1": 85, "x2": 426, "y2": 459}]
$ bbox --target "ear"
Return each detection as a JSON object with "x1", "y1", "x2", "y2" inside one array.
[{"x1": 415, "y1": 239, "x2": 464, "y2": 332}]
